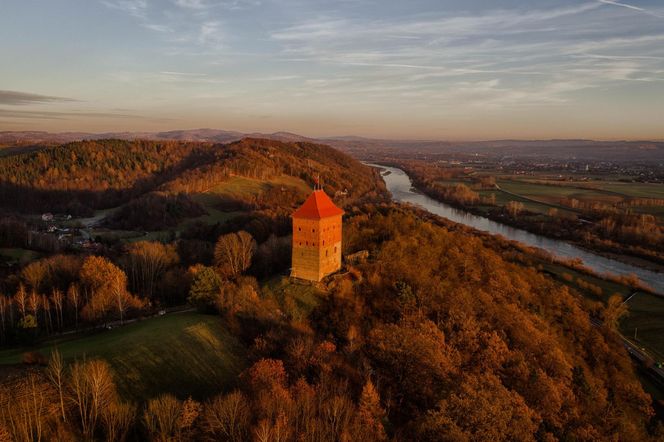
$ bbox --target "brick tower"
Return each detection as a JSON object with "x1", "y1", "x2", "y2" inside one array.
[{"x1": 291, "y1": 190, "x2": 344, "y2": 282}]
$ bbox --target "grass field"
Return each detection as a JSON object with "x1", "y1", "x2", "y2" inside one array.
[
  {"x1": 597, "y1": 182, "x2": 664, "y2": 199},
  {"x1": 0, "y1": 312, "x2": 247, "y2": 400},
  {"x1": 0, "y1": 248, "x2": 41, "y2": 265},
  {"x1": 498, "y1": 179, "x2": 621, "y2": 205},
  {"x1": 262, "y1": 276, "x2": 323, "y2": 321},
  {"x1": 204, "y1": 175, "x2": 310, "y2": 201},
  {"x1": 478, "y1": 188, "x2": 562, "y2": 215},
  {"x1": 621, "y1": 293, "x2": 664, "y2": 361}
]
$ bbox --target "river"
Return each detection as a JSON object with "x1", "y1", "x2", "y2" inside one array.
[{"x1": 372, "y1": 164, "x2": 664, "y2": 295}]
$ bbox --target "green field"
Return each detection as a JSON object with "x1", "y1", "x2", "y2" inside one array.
[
  {"x1": 478, "y1": 188, "x2": 563, "y2": 216},
  {"x1": 0, "y1": 312, "x2": 247, "y2": 400},
  {"x1": 621, "y1": 293, "x2": 664, "y2": 361},
  {"x1": 262, "y1": 276, "x2": 323, "y2": 321},
  {"x1": 203, "y1": 175, "x2": 310, "y2": 201},
  {"x1": 597, "y1": 182, "x2": 664, "y2": 199},
  {"x1": 498, "y1": 179, "x2": 621, "y2": 205},
  {"x1": 0, "y1": 248, "x2": 41, "y2": 265}
]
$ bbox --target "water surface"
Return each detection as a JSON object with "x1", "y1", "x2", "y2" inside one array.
[{"x1": 373, "y1": 164, "x2": 664, "y2": 294}]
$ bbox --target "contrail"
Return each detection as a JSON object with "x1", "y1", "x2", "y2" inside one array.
[{"x1": 598, "y1": 0, "x2": 664, "y2": 18}]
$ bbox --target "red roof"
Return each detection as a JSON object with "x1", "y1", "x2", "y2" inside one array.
[{"x1": 292, "y1": 190, "x2": 344, "y2": 219}]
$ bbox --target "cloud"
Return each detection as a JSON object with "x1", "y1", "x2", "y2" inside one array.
[
  {"x1": 100, "y1": 0, "x2": 147, "y2": 18},
  {"x1": 0, "y1": 108, "x2": 173, "y2": 122},
  {"x1": 0, "y1": 90, "x2": 77, "y2": 106},
  {"x1": 598, "y1": 0, "x2": 664, "y2": 18}
]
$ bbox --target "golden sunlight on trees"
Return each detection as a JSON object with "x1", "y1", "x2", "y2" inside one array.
[
  {"x1": 214, "y1": 231, "x2": 256, "y2": 279},
  {"x1": 79, "y1": 256, "x2": 144, "y2": 324}
]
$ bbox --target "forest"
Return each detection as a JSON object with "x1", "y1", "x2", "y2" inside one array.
[{"x1": 0, "y1": 139, "x2": 661, "y2": 441}]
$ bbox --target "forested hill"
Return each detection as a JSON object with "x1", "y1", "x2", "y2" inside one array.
[{"x1": 0, "y1": 137, "x2": 380, "y2": 214}]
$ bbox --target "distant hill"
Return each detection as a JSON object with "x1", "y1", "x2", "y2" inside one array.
[
  {"x1": 2, "y1": 129, "x2": 664, "y2": 162},
  {"x1": 0, "y1": 137, "x2": 381, "y2": 214}
]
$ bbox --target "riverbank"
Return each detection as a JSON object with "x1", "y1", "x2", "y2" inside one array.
[
  {"x1": 369, "y1": 163, "x2": 664, "y2": 294},
  {"x1": 405, "y1": 167, "x2": 664, "y2": 274}
]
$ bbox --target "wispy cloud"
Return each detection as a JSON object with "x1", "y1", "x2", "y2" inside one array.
[
  {"x1": 0, "y1": 90, "x2": 77, "y2": 105},
  {"x1": 598, "y1": 0, "x2": 664, "y2": 18},
  {"x1": 100, "y1": 0, "x2": 147, "y2": 18}
]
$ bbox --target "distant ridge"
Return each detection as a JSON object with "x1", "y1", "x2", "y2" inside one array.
[{"x1": 1, "y1": 129, "x2": 664, "y2": 161}]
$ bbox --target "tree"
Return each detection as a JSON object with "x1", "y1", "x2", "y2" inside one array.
[
  {"x1": 202, "y1": 391, "x2": 251, "y2": 442},
  {"x1": 604, "y1": 294, "x2": 628, "y2": 331},
  {"x1": 79, "y1": 256, "x2": 142, "y2": 324},
  {"x1": 69, "y1": 359, "x2": 118, "y2": 439},
  {"x1": 46, "y1": 350, "x2": 67, "y2": 421},
  {"x1": 67, "y1": 284, "x2": 81, "y2": 328},
  {"x1": 357, "y1": 380, "x2": 387, "y2": 441},
  {"x1": 187, "y1": 265, "x2": 223, "y2": 311},
  {"x1": 505, "y1": 201, "x2": 524, "y2": 218},
  {"x1": 214, "y1": 231, "x2": 256, "y2": 278},
  {"x1": 123, "y1": 241, "x2": 179, "y2": 300},
  {"x1": 143, "y1": 394, "x2": 183, "y2": 441}
]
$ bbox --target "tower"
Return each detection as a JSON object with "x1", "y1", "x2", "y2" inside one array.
[{"x1": 291, "y1": 189, "x2": 344, "y2": 282}]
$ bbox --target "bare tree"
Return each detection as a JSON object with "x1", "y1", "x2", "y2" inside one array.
[
  {"x1": 47, "y1": 350, "x2": 67, "y2": 422},
  {"x1": 52, "y1": 289, "x2": 64, "y2": 332},
  {"x1": 67, "y1": 284, "x2": 80, "y2": 329},
  {"x1": 202, "y1": 391, "x2": 251, "y2": 442},
  {"x1": 69, "y1": 359, "x2": 117, "y2": 439},
  {"x1": 102, "y1": 401, "x2": 135, "y2": 442},
  {"x1": 123, "y1": 241, "x2": 178, "y2": 299},
  {"x1": 14, "y1": 284, "x2": 27, "y2": 320},
  {"x1": 214, "y1": 231, "x2": 256, "y2": 278}
]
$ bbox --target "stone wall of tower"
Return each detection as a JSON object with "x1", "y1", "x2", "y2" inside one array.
[{"x1": 291, "y1": 214, "x2": 342, "y2": 281}]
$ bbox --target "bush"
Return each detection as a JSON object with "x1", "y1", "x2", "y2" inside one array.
[{"x1": 22, "y1": 351, "x2": 47, "y2": 365}]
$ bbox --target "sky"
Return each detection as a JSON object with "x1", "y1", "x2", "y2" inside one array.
[{"x1": 1, "y1": 0, "x2": 664, "y2": 140}]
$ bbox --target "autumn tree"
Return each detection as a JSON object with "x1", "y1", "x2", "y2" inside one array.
[
  {"x1": 214, "y1": 231, "x2": 256, "y2": 278},
  {"x1": 357, "y1": 380, "x2": 387, "y2": 441},
  {"x1": 79, "y1": 256, "x2": 143, "y2": 324},
  {"x1": 187, "y1": 265, "x2": 223, "y2": 311},
  {"x1": 603, "y1": 293, "x2": 628, "y2": 331},
  {"x1": 123, "y1": 241, "x2": 179, "y2": 300}
]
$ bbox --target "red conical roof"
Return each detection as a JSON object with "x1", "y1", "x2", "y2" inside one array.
[{"x1": 292, "y1": 190, "x2": 344, "y2": 219}]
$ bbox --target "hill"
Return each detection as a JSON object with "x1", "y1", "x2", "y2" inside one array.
[
  {"x1": 3, "y1": 129, "x2": 664, "y2": 162},
  {"x1": 0, "y1": 137, "x2": 381, "y2": 215}
]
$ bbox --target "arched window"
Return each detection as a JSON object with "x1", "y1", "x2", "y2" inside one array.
[{"x1": 334, "y1": 246, "x2": 337, "y2": 253}]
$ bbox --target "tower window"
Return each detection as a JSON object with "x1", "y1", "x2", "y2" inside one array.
[
  {"x1": 334, "y1": 246, "x2": 337, "y2": 253},
  {"x1": 312, "y1": 228, "x2": 316, "y2": 233},
  {"x1": 298, "y1": 227, "x2": 301, "y2": 231}
]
